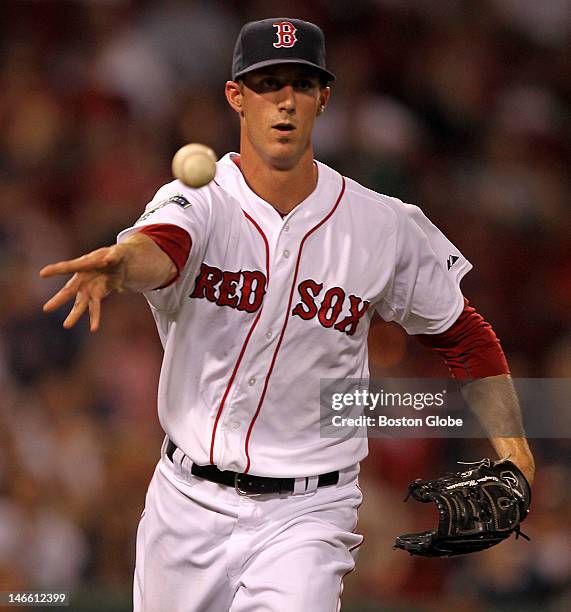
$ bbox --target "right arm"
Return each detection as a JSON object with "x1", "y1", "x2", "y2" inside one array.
[{"x1": 40, "y1": 232, "x2": 176, "y2": 332}]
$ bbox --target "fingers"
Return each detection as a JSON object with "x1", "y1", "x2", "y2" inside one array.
[
  {"x1": 39, "y1": 247, "x2": 116, "y2": 278},
  {"x1": 63, "y1": 292, "x2": 89, "y2": 329},
  {"x1": 42, "y1": 274, "x2": 81, "y2": 313},
  {"x1": 40, "y1": 246, "x2": 125, "y2": 331},
  {"x1": 43, "y1": 275, "x2": 105, "y2": 331},
  {"x1": 88, "y1": 296, "x2": 101, "y2": 332}
]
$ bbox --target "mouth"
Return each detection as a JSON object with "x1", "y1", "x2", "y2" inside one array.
[{"x1": 272, "y1": 123, "x2": 296, "y2": 132}]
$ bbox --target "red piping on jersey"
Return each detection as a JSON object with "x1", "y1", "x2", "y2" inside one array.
[
  {"x1": 243, "y1": 177, "x2": 347, "y2": 474},
  {"x1": 208, "y1": 210, "x2": 270, "y2": 465}
]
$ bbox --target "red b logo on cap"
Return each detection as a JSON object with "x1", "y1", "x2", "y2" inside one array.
[{"x1": 273, "y1": 21, "x2": 297, "y2": 48}]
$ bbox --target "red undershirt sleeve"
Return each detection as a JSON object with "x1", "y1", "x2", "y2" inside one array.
[
  {"x1": 136, "y1": 224, "x2": 192, "y2": 289},
  {"x1": 416, "y1": 298, "x2": 510, "y2": 381}
]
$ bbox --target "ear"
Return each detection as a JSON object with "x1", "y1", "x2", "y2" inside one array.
[
  {"x1": 316, "y1": 86, "x2": 331, "y2": 116},
  {"x1": 225, "y1": 81, "x2": 243, "y2": 115}
]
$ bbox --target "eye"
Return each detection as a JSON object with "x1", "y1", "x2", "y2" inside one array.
[
  {"x1": 261, "y1": 77, "x2": 280, "y2": 90},
  {"x1": 293, "y1": 79, "x2": 314, "y2": 91}
]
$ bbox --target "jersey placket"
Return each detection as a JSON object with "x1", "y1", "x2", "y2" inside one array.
[
  {"x1": 217, "y1": 181, "x2": 348, "y2": 473},
  {"x1": 215, "y1": 215, "x2": 297, "y2": 473},
  {"x1": 210, "y1": 157, "x2": 346, "y2": 474}
]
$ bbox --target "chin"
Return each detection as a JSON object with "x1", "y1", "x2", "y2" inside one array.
[{"x1": 267, "y1": 141, "x2": 305, "y2": 168}]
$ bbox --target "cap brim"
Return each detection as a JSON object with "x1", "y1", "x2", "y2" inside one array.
[{"x1": 233, "y1": 58, "x2": 335, "y2": 82}]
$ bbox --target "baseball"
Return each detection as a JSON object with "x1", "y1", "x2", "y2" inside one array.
[{"x1": 172, "y1": 143, "x2": 217, "y2": 188}]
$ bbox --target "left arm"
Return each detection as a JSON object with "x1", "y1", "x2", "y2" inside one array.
[
  {"x1": 460, "y1": 374, "x2": 535, "y2": 484},
  {"x1": 417, "y1": 299, "x2": 535, "y2": 484},
  {"x1": 381, "y1": 203, "x2": 534, "y2": 483}
]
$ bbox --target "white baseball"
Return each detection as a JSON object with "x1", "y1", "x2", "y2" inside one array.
[{"x1": 172, "y1": 143, "x2": 217, "y2": 188}]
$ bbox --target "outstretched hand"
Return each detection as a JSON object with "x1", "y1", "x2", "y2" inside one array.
[{"x1": 40, "y1": 244, "x2": 129, "y2": 332}]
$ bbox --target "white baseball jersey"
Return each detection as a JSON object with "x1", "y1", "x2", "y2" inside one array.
[{"x1": 117, "y1": 153, "x2": 472, "y2": 477}]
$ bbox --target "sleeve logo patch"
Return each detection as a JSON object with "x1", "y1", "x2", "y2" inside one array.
[
  {"x1": 169, "y1": 194, "x2": 192, "y2": 209},
  {"x1": 137, "y1": 194, "x2": 192, "y2": 222},
  {"x1": 447, "y1": 255, "x2": 459, "y2": 270}
]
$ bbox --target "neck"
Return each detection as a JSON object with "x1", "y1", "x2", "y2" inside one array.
[{"x1": 238, "y1": 141, "x2": 317, "y2": 215}]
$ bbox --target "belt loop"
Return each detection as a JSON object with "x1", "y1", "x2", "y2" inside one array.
[
  {"x1": 170, "y1": 445, "x2": 190, "y2": 482},
  {"x1": 292, "y1": 477, "x2": 307, "y2": 496},
  {"x1": 172, "y1": 447, "x2": 185, "y2": 466},
  {"x1": 180, "y1": 454, "x2": 194, "y2": 481},
  {"x1": 305, "y1": 475, "x2": 319, "y2": 494},
  {"x1": 161, "y1": 435, "x2": 170, "y2": 459}
]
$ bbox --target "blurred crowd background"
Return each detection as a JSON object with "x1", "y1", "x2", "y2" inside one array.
[{"x1": 0, "y1": 1, "x2": 570, "y2": 610}]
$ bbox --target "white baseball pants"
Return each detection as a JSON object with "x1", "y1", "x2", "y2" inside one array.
[{"x1": 133, "y1": 439, "x2": 363, "y2": 612}]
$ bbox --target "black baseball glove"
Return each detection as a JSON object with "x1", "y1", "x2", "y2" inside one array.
[{"x1": 394, "y1": 458, "x2": 531, "y2": 557}]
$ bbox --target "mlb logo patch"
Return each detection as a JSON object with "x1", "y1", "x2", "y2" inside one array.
[
  {"x1": 168, "y1": 194, "x2": 192, "y2": 209},
  {"x1": 137, "y1": 193, "x2": 191, "y2": 222}
]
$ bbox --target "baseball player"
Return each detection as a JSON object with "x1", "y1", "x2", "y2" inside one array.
[{"x1": 41, "y1": 18, "x2": 535, "y2": 612}]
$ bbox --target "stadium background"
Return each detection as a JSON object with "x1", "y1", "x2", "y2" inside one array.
[{"x1": 0, "y1": 1, "x2": 569, "y2": 610}]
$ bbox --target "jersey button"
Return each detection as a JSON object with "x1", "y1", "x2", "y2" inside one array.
[
  {"x1": 283, "y1": 224, "x2": 290, "y2": 232},
  {"x1": 248, "y1": 377, "x2": 256, "y2": 386},
  {"x1": 231, "y1": 421, "x2": 240, "y2": 430},
  {"x1": 283, "y1": 249, "x2": 290, "y2": 258},
  {"x1": 265, "y1": 331, "x2": 272, "y2": 340}
]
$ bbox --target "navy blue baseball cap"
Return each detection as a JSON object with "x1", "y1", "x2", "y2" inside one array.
[{"x1": 232, "y1": 18, "x2": 335, "y2": 83}]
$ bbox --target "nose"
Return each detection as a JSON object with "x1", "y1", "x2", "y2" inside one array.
[{"x1": 278, "y1": 84, "x2": 296, "y2": 113}]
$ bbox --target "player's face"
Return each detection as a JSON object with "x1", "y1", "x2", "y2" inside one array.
[{"x1": 226, "y1": 64, "x2": 330, "y2": 170}]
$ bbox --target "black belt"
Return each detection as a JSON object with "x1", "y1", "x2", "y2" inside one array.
[{"x1": 166, "y1": 439, "x2": 339, "y2": 495}]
